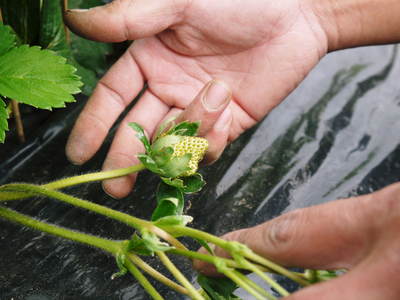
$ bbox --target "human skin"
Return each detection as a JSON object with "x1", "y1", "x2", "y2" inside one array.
[
  {"x1": 64, "y1": 1, "x2": 400, "y2": 298},
  {"x1": 195, "y1": 183, "x2": 400, "y2": 300}
]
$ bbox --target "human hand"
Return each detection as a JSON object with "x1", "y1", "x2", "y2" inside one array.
[
  {"x1": 195, "y1": 183, "x2": 400, "y2": 299},
  {"x1": 64, "y1": 0, "x2": 332, "y2": 198}
]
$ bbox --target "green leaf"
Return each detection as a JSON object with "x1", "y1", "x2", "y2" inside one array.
[
  {"x1": 182, "y1": 173, "x2": 206, "y2": 193},
  {"x1": 151, "y1": 182, "x2": 184, "y2": 221},
  {"x1": 71, "y1": 33, "x2": 112, "y2": 76},
  {"x1": 152, "y1": 146, "x2": 174, "y2": 167},
  {"x1": 129, "y1": 122, "x2": 152, "y2": 154},
  {"x1": 0, "y1": 45, "x2": 82, "y2": 109},
  {"x1": 166, "y1": 121, "x2": 200, "y2": 136},
  {"x1": 154, "y1": 215, "x2": 193, "y2": 227},
  {"x1": 39, "y1": 0, "x2": 68, "y2": 53},
  {"x1": 197, "y1": 274, "x2": 242, "y2": 300},
  {"x1": 0, "y1": 98, "x2": 9, "y2": 143},
  {"x1": 0, "y1": 23, "x2": 16, "y2": 56}
]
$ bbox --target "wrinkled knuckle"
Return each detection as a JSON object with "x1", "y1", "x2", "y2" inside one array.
[{"x1": 263, "y1": 210, "x2": 303, "y2": 251}]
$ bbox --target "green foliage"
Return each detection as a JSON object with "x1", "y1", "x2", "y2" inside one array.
[
  {"x1": 198, "y1": 275, "x2": 242, "y2": 300},
  {"x1": 0, "y1": 23, "x2": 16, "y2": 55},
  {"x1": 129, "y1": 122, "x2": 152, "y2": 154},
  {"x1": 151, "y1": 182, "x2": 184, "y2": 221},
  {"x1": 0, "y1": 98, "x2": 8, "y2": 142},
  {"x1": 0, "y1": 45, "x2": 81, "y2": 109},
  {"x1": 0, "y1": 0, "x2": 41, "y2": 44}
]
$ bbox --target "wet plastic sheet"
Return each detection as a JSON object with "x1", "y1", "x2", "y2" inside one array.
[{"x1": 1, "y1": 45, "x2": 400, "y2": 299}]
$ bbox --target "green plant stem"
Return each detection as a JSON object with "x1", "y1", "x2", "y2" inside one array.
[
  {"x1": 0, "y1": 163, "x2": 145, "y2": 201},
  {"x1": 161, "y1": 225, "x2": 308, "y2": 286},
  {"x1": 169, "y1": 248, "x2": 242, "y2": 270},
  {"x1": 243, "y1": 251, "x2": 310, "y2": 287},
  {"x1": 0, "y1": 205, "x2": 120, "y2": 254},
  {"x1": 0, "y1": 183, "x2": 187, "y2": 251},
  {"x1": 156, "y1": 251, "x2": 204, "y2": 300},
  {"x1": 124, "y1": 259, "x2": 164, "y2": 300},
  {"x1": 234, "y1": 255, "x2": 289, "y2": 297},
  {"x1": 223, "y1": 269, "x2": 266, "y2": 300},
  {"x1": 233, "y1": 271, "x2": 277, "y2": 300},
  {"x1": 0, "y1": 183, "x2": 150, "y2": 228},
  {"x1": 128, "y1": 253, "x2": 188, "y2": 295}
]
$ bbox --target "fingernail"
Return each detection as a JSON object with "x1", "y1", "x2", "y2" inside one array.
[
  {"x1": 202, "y1": 80, "x2": 231, "y2": 111},
  {"x1": 66, "y1": 8, "x2": 89, "y2": 13},
  {"x1": 214, "y1": 107, "x2": 232, "y2": 131}
]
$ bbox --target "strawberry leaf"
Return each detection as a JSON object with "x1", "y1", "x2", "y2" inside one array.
[{"x1": 0, "y1": 45, "x2": 82, "y2": 109}]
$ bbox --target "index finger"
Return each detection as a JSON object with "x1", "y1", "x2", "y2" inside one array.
[{"x1": 66, "y1": 47, "x2": 144, "y2": 164}]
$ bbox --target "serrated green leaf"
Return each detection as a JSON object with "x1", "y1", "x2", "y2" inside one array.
[
  {"x1": 0, "y1": 23, "x2": 16, "y2": 56},
  {"x1": 182, "y1": 173, "x2": 206, "y2": 193},
  {"x1": 0, "y1": 98, "x2": 9, "y2": 143},
  {"x1": 129, "y1": 122, "x2": 152, "y2": 154},
  {"x1": 0, "y1": 45, "x2": 82, "y2": 109},
  {"x1": 151, "y1": 182, "x2": 184, "y2": 221},
  {"x1": 197, "y1": 274, "x2": 242, "y2": 300},
  {"x1": 154, "y1": 215, "x2": 193, "y2": 227}
]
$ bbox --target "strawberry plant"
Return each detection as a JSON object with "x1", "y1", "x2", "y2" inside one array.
[
  {"x1": 0, "y1": 120, "x2": 338, "y2": 299},
  {"x1": 0, "y1": 0, "x2": 112, "y2": 143}
]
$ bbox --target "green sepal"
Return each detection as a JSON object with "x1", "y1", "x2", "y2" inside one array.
[
  {"x1": 111, "y1": 252, "x2": 128, "y2": 280},
  {"x1": 152, "y1": 146, "x2": 174, "y2": 167},
  {"x1": 181, "y1": 173, "x2": 206, "y2": 193},
  {"x1": 197, "y1": 274, "x2": 242, "y2": 300},
  {"x1": 152, "y1": 116, "x2": 176, "y2": 142},
  {"x1": 165, "y1": 121, "x2": 200, "y2": 137},
  {"x1": 142, "y1": 229, "x2": 173, "y2": 253},
  {"x1": 127, "y1": 233, "x2": 154, "y2": 256},
  {"x1": 153, "y1": 215, "x2": 193, "y2": 227},
  {"x1": 161, "y1": 153, "x2": 192, "y2": 178},
  {"x1": 137, "y1": 154, "x2": 164, "y2": 175},
  {"x1": 151, "y1": 182, "x2": 184, "y2": 221},
  {"x1": 129, "y1": 122, "x2": 152, "y2": 154},
  {"x1": 160, "y1": 177, "x2": 185, "y2": 189}
]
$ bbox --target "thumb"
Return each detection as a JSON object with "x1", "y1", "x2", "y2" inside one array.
[
  {"x1": 64, "y1": 0, "x2": 189, "y2": 42},
  {"x1": 195, "y1": 190, "x2": 383, "y2": 275}
]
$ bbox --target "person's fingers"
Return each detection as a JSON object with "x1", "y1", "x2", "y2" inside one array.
[
  {"x1": 66, "y1": 48, "x2": 144, "y2": 165},
  {"x1": 102, "y1": 91, "x2": 169, "y2": 199},
  {"x1": 202, "y1": 107, "x2": 233, "y2": 164},
  {"x1": 286, "y1": 256, "x2": 400, "y2": 300},
  {"x1": 195, "y1": 191, "x2": 381, "y2": 275},
  {"x1": 64, "y1": 0, "x2": 189, "y2": 42},
  {"x1": 175, "y1": 80, "x2": 232, "y2": 136}
]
